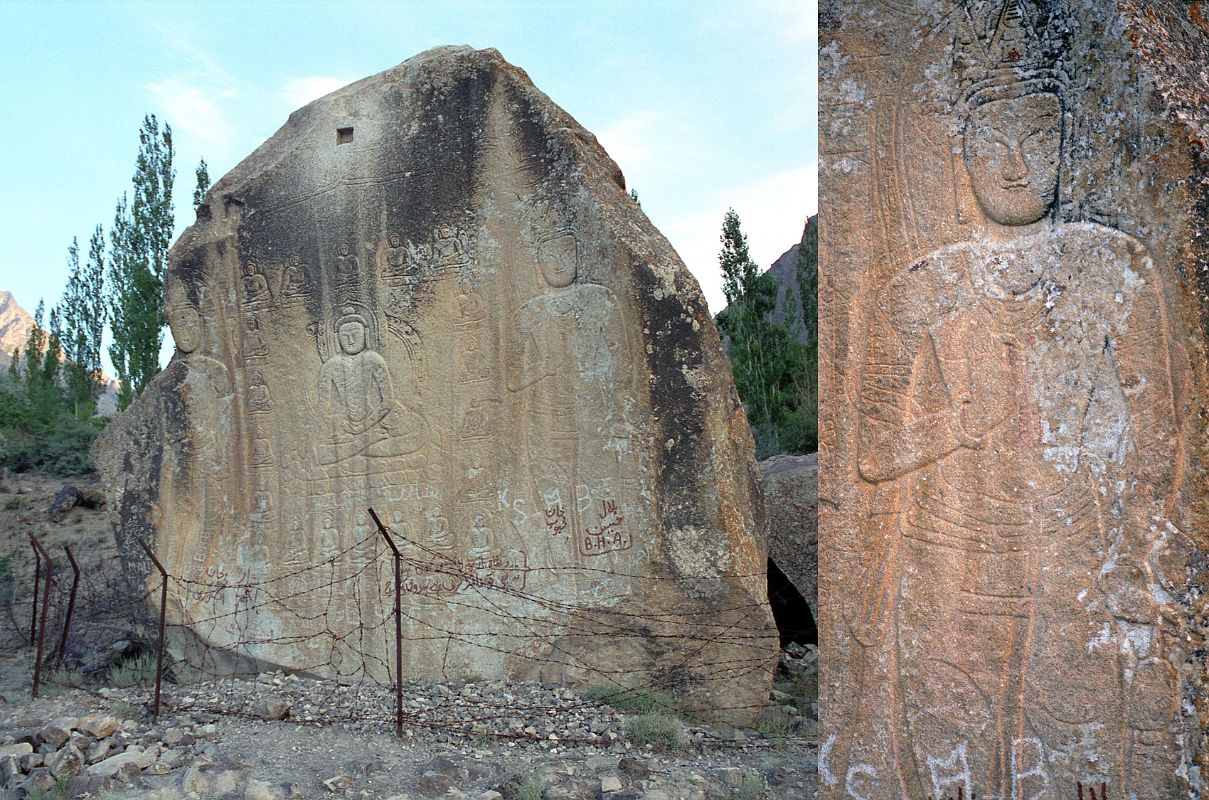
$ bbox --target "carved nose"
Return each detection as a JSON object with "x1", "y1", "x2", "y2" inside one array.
[{"x1": 1003, "y1": 144, "x2": 1028, "y2": 183}]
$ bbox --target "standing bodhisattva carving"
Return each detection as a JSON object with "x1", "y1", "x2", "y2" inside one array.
[
  {"x1": 508, "y1": 233, "x2": 635, "y2": 561},
  {"x1": 835, "y1": 7, "x2": 1187, "y2": 798}
]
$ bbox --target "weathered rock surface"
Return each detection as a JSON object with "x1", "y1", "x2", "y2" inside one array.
[
  {"x1": 48, "y1": 484, "x2": 106, "y2": 523},
  {"x1": 820, "y1": 1, "x2": 1208, "y2": 797},
  {"x1": 761, "y1": 453, "x2": 817, "y2": 618},
  {"x1": 95, "y1": 45, "x2": 775, "y2": 722}
]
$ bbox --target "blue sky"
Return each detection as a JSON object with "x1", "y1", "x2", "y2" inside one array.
[{"x1": 0, "y1": 1, "x2": 816, "y2": 369}]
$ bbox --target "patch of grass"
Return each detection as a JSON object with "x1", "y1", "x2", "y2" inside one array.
[
  {"x1": 624, "y1": 712, "x2": 684, "y2": 751},
  {"x1": 103, "y1": 653, "x2": 157, "y2": 688},
  {"x1": 42, "y1": 665, "x2": 87, "y2": 693},
  {"x1": 505, "y1": 775, "x2": 544, "y2": 800},
  {"x1": 754, "y1": 707, "x2": 796, "y2": 739},
  {"x1": 736, "y1": 772, "x2": 768, "y2": 800},
  {"x1": 583, "y1": 683, "x2": 676, "y2": 715},
  {"x1": 106, "y1": 699, "x2": 139, "y2": 721},
  {"x1": 25, "y1": 773, "x2": 71, "y2": 800},
  {"x1": 496, "y1": 772, "x2": 546, "y2": 800},
  {"x1": 774, "y1": 662, "x2": 816, "y2": 716}
]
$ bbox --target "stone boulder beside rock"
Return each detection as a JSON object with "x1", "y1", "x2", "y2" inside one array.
[{"x1": 761, "y1": 453, "x2": 817, "y2": 619}]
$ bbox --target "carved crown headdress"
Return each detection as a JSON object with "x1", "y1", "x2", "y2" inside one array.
[
  {"x1": 166, "y1": 272, "x2": 213, "y2": 313},
  {"x1": 955, "y1": 0, "x2": 1067, "y2": 111},
  {"x1": 335, "y1": 307, "x2": 368, "y2": 330}
]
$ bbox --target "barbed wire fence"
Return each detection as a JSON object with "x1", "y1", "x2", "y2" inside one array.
[{"x1": 4, "y1": 509, "x2": 812, "y2": 749}]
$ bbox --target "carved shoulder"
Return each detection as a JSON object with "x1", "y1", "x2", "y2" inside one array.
[
  {"x1": 1053, "y1": 222, "x2": 1155, "y2": 282},
  {"x1": 871, "y1": 244, "x2": 972, "y2": 335}
]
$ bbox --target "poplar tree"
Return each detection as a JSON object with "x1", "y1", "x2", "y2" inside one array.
[
  {"x1": 193, "y1": 157, "x2": 210, "y2": 210},
  {"x1": 60, "y1": 227, "x2": 107, "y2": 414},
  {"x1": 793, "y1": 218, "x2": 818, "y2": 443},
  {"x1": 715, "y1": 209, "x2": 814, "y2": 456},
  {"x1": 20, "y1": 301, "x2": 65, "y2": 417},
  {"x1": 23, "y1": 301, "x2": 46, "y2": 381},
  {"x1": 107, "y1": 114, "x2": 175, "y2": 409},
  {"x1": 41, "y1": 306, "x2": 63, "y2": 391}
]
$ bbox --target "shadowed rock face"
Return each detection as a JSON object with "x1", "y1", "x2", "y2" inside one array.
[
  {"x1": 94, "y1": 46, "x2": 777, "y2": 722},
  {"x1": 820, "y1": 2, "x2": 1208, "y2": 797},
  {"x1": 762, "y1": 453, "x2": 817, "y2": 621}
]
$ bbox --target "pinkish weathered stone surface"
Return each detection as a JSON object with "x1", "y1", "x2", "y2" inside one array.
[{"x1": 820, "y1": 2, "x2": 1209, "y2": 797}]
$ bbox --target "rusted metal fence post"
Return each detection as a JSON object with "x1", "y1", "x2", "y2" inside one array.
[
  {"x1": 368, "y1": 507, "x2": 403, "y2": 738},
  {"x1": 57, "y1": 545, "x2": 80, "y2": 663},
  {"x1": 28, "y1": 538, "x2": 41, "y2": 646},
  {"x1": 27, "y1": 535, "x2": 52, "y2": 698},
  {"x1": 138, "y1": 539, "x2": 169, "y2": 718}
]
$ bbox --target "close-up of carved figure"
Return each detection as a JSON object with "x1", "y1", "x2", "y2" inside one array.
[{"x1": 820, "y1": 1, "x2": 1208, "y2": 797}]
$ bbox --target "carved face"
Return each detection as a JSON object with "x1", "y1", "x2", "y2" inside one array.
[
  {"x1": 963, "y1": 93, "x2": 1061, "y2": 226},
  {"x1": 338, "y1": 321, "x2": 366, "y2": 355},
  {"x1": 538, "y1": 236, "x2": 577, "y2": 288},
  {"x1": 168, "y1": 306, "x2": 202, "y2": 354}
]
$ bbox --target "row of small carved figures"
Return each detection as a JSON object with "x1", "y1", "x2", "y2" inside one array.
[{"x1": 929, "y1": 783, "x2": 1108, "y2": 800}]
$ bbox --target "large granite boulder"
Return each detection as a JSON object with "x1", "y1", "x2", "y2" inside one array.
[
  {"x1": 820, "y1": 2, "x2": 1208, "y2": 797},
  {"x1": 95, "y1": 46, "x2": 777, "y2": 722},
  {"x1": 761, "y1": 453, "x2": 817, "y2": 619}
]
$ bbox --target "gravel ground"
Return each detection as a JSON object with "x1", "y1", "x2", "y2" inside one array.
[{"x1": 0, "y1": 648, "x2": 816, "y2": 799}]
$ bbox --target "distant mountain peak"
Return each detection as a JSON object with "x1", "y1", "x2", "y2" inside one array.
[
  {"x1": 764, "y1": 215, "x2": 817, "y2": 345},
  {"x1": 0, "y1": 291, "x2": 36, "y2": 368},
  {"x1": 0, "y1": 290, "x2": 120, "y2": 414}
]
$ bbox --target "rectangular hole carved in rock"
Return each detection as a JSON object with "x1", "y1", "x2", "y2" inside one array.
[{"x1": 336, "y1": 127, "x2": 354, "y2": 145}]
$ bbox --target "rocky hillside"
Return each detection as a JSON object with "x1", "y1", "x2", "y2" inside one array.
[
  {"x1": 0, "y1": 291, "x2": 35, "y2": 371},
  {"x1": 767, "y1": 215, "x2": 816, "y2": 344}
]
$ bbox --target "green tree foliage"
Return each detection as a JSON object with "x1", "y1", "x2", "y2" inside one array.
[
  {"x1": 108, "y1": 115, "x2": 175, "y2": 409},
  {"x1": 41, "y1": 305, "x2": 63, "y2": 391},
  {"x1": 792, "y1": 218, "x2": 818, "y2": 440},
  {"x1": 24, "y1": 301, "x2": 46, "y2": 379},
  {"x1": 0, "y1": 301, "x2": 100, "y2": 475},
  {"x1": 59, "y1": 228, "x2": 107, "y2": 415},
  {"x1": 193, "y1": 157, "x2": 210, "y2": 210},
  {"x1": 715, "y1": 210, "x2": 815, "y2": 457}
]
